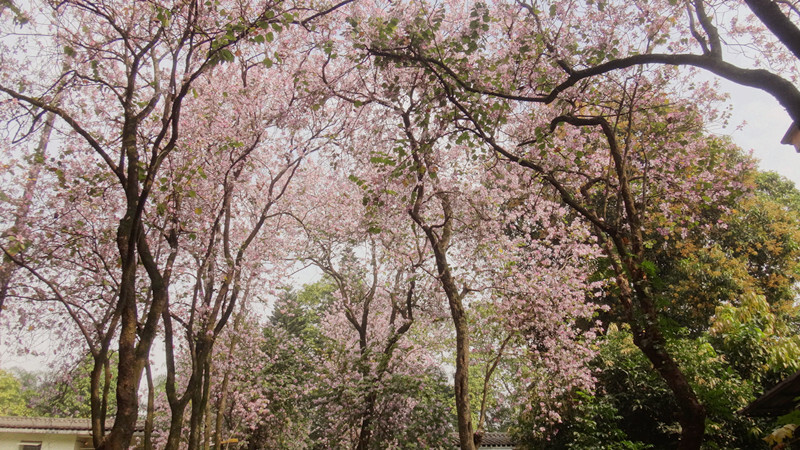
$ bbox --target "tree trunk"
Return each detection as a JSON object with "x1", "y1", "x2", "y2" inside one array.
[
  {"x1": 188, "y1": 355, "x2": 212, "y2": 449},
  {"x1": 215, "y1": 370, "x2": 231, "y2": 450},
  {"x1": 215, "y1": 310, "x2": 244, "y2": 449},
  {"x1": 0, "y1": 108, "x2": 56, "y2": 315},
  {"x1": 414, "y1": 211, "x2": 474, "y2": 450},
  {"x1": 162, "y1": 305, "x2": 193, "y2": 450},
  {"x1": 144, "y1": 361, "x2": 155, "y2": 450},
  {"x1": 356, "y1": 391, "x2": 377, "y2": 450},
  {"x1": 98, "y1": 233, "x2": 139, "y2": 450},
  {"x1": 633, "y1": 324, "x2": 706, "y2": 449},
  {"x1": 203, "y1": 390, "x2": 212, "y2": 450},
  {"x1": 614, "y1": 256, "x2": 706, "y2": 450},
  {"x1": 451, "y1": 307, "x2": 474, "y2": 450},
  {"x1": 406, "y1": 127, "x2": 476, "y2": 450},
  {"x1": 626, "y1": 278, "x2": 705, "y2": 450},
  {"x1": 89, "y1": 350, "x2": 109, "y2": 446}
]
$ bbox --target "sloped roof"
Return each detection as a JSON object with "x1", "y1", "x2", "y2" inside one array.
[
  {"x1": 0, "y1": 416, "x2": 144, "y2": 434},
  {"x1": 480, "y1": 432, "x2": 515, "y2": 447},
  {"x1": 0, "y1": 416, "x2": 94, "y2": 434},
  {"x1": 741, "y1": 369, "x2": 800, "y2": 417},
  {"x1": 451, "y1": 431, "x2": 515, "y2": 448}
]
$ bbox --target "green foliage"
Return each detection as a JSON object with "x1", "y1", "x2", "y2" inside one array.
[
  {"x1": 18, "y1": 354, "x2": 118, "y2": 418},
  {"x1": 720, "y1": 173, "x2": 800, "y2": 305},
  {"x1": 656, "y1": 169, "x2": 800, "y2": 333},
  {"x1": 0, "y1": 0, "x2": 30, "y2": 25},
  {"x1": 765, "y1": 402, "x2": 800, "y2": 449},
  {"x1": 541, "y1": 391, "x2": 652, "y2": 450},
  {"x1": 269, "y1": 279, "x2": 335, "y2": 345},
  {"x1": 710, "y1": 292, "x2": 800, "y2": 388},
  {"x1": 539, "y1": 326, "x2": 769, "y2": 449},
  {"x1": 777, "y1": 410, "x2": 800, "y2": 427},
  {"x1": 0, "y1": 370, "x2": 31, "y2": 416},
  {"x1": 764, "y1": 423, "x2": 798, "y2": 449},
  {"x1": 237, "y1": 283, "x2": 335, "y2": 447},
  {"x1": 233, "y1": 280, "x2": 452, "y2": 449},
  {"x1": 0, "y1": 358, "x2": 119, "y2": 419},
  {"x1": 583, "y1": 328, "x2": 680, "y2": 447}
]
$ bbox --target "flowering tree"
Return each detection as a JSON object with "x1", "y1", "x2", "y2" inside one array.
[
  {"x1": 287, "y1": 159, "x2": 453, "y2": 448},
  {"x1": 0, "y1": 103, "x2": 58, "y2": 316},
  {"x1": 347, "y1": 3, "x2": 755, "y2": 446},
  {"x1": 204, "y1": 277, "x2": 453, "y2": 449},
  {"x1": 0, "y1": 0, "x2": 351, "y2": 447},
  {"x1": 458, "y1": 87, "x2": 745, "y2": 449},
  {"x1": 367, "y1": 0, "x2": 800, "y2": 137},
  {"x1": 152, "y1": 37, "x2": 343, "y2": 448},
  {"x1": 311, "y1": 16, "x2": 605, "y2": 446},
  {"x1": 3, "y1": 1, "x2": 788, "y2": 449}
]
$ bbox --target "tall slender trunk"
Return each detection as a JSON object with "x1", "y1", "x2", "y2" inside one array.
[
  {"x1": 623, "y1": 274, "x2": 705, "y2": 450},
  {"x1": 356, "y1": 391, "x2": 377, "y2": 450},
  {"x1": 162, "y1": 311, "x2": 197, "y2": 450},
  {"x1": 634, "y1": 322, "x2": 705, "y2": 449},
  {"x1": 189, "y1": 353, "x2": 212, "y2": 449},
  {"x1": 450, "y1": 301, "x2": 474, "y2": 450},
  {"x1": 102, "y1": 239, "x2": 172, "y2": 449},
  {"x1": 144, "y1": 361, "x2": 155, "y2": 450},
  {"x1": 214, "y1": 369, "x2": 230, "y2": 449},
  {"x1": 477, "y1": 336, "x2": 511, "y2": 434},
  {"x1": 412, "y1": 200, "x2": 475, "y2": 450},
  {"x1": 0, "y1": 108, "x2": 57, "y2": 314},
  {"x1": 99, "y1": 227, "x2": 139, "y2": 450},
  {"x1": 203, "y1": 383, "x2": 212, "y2": 450},
  {"x1": 404, "y1": 117, "x2": 476, "y2": 450},
  {"x1": 215, "y1": 310, "x2": 244, "y2": 449}
]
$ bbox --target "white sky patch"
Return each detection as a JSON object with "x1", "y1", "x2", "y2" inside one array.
[{"x1": 715, "y1": 79, "x2": 800, "y2": 186}]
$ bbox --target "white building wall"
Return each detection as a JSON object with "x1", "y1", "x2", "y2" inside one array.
[{"x1": 0, "y1": 432, "x2": 81, "y2": 450}]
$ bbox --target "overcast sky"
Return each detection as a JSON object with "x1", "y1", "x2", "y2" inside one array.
[{"x1": 716, "y1": 79, "x2": 800, "y2": 186}]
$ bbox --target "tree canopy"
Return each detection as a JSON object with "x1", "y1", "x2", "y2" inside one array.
[{"x1": 1, "y1": 0, "x2": 799, "y2": 449}]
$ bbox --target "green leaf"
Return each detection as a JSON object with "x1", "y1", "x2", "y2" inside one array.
[
  {"x1": 777, "y1": 409, "x2": 800, "y2": 426},
  {"x1": 369, "y1": 156, "x2": 396, "y2": 166},
  {"x1": 641, "y1": 260, "x2": 658, "y2": 279},
  {"x1": 348, "y1": 174, "x2": 366, "y2": 187},
  {"x1": 219, "y1": 49, "x2": 235, "y2": 62}
]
